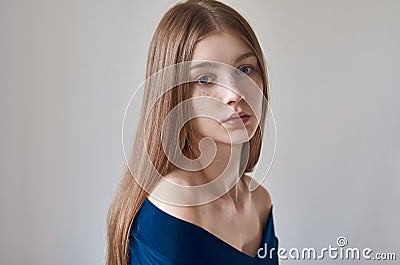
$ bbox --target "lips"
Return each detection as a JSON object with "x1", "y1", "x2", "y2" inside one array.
[{"x1": 224, "y1": 111, "x2": 250, "y2": 122}]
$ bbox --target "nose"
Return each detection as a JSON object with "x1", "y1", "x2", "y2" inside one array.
[{"x1": 221, "y1": 85, "x2": 243, "y2": 106}]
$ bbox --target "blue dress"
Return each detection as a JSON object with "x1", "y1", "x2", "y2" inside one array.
[{"x1": 129, "y1": 198, "x2": 279, "y2": 264}]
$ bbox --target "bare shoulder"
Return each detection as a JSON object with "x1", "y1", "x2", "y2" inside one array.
[
  {"x1": 242, "y1": 174, "x2": 272, "y2": 216},
  {"x1": 147, "y1": 196, "x2": 201, "y2": 223},
  {"x1": 160, "y1": 167, "x2": 201, "y2": 185},
  {"x1": 147, "y1": 169, "x2": 201, "y2": 224}
]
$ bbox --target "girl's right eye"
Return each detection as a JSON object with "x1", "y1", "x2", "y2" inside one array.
[{"x1": 196, "y1": 75, "x2": 212, "y2": 85}]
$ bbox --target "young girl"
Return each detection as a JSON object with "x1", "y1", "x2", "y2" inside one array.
[{"x1": 106, "y1": 0, "x2": 279, "y2": 264}]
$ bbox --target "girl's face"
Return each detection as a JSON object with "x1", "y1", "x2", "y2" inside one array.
[{"x1": 188, "y1": 31, "x2": 263, "y2": 145}]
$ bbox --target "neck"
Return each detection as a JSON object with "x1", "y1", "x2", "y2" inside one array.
[{"x1": 188, "y1": 134, "x2": 244, "y2": 198}]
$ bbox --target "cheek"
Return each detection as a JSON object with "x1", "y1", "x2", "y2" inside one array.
[
  {"x1": 191, "y1": 87, "x2": 215, "y2": 98},
  {"x1": 189, "y1": 88, "x2": 221, "y2": 116},
  {"x1": 190, "y1": 117, "x2": 224, "y2": 140},
  {"x1": 189, "y1": 90, "x2": 225, "y2": 134},
  {"x1": 191, "y1": 117, "x2": 220, "y2": 127},
  {"x1": 243, "y1": 77, "x2": 264, "y2": 117}
]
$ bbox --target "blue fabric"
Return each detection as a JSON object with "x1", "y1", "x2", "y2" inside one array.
[{"x1": 129, "y1": 198, "x2": 279, "y2": 265}]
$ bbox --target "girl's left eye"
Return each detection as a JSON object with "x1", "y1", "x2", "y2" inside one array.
[{"x1": 238, "y1": 66, "x2": 253, "y2": 75}]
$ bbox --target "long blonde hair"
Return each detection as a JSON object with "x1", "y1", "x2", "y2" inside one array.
[{"x1": 105, "y1": 0, "x2": 269, "y2": 264}]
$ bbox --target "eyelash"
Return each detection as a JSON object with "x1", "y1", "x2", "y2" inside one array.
[
  {"x1": 236, "y1": 65, "x2": 254, "y2": 75},
  {"x1": 194, "y1": 65, "x2": 256, "y2": 86},
  {"x1": 195, "y1": 74, "x2": 215, "y2": 86}
]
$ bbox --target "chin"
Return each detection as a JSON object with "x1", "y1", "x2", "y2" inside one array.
[{"x1": 223, "y1": 128, "x2": 257, "y2": 145}]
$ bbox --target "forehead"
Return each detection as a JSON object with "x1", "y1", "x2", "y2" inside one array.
[{"x1": 191, "y1": 31, "x2": 255, "y2": 66}]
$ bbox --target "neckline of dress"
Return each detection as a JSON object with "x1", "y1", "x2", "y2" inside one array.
[{"x1": 143, "y1": 197, "x2": 274, "y2": 260}]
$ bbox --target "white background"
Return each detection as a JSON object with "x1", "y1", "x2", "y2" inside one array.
[{"x1": 1, "y1": 0, "x2": 399, "y2": 264}]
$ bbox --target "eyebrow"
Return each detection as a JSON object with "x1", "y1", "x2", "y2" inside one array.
[
  {"x1": 189, "y1": 52, "x2": 257, "y2": 70},
  {"x1": 190, "y1": 61, "x2": 215, "y2": 70},
  {"x1": 234, "y1": 52, "x2": 256, "y2": 64}
]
